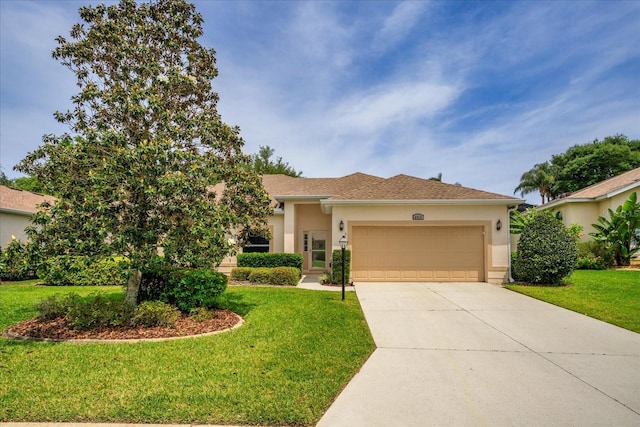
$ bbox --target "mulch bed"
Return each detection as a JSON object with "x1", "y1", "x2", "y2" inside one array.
[{"x1": 4, "y1": 309, "x2": 242, "y2": 342}]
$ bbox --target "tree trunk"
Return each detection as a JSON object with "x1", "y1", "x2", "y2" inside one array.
[{"x1": 125, "y1": 269, "x2": 142, "y2": 306}]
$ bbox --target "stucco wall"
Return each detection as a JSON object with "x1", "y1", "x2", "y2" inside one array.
[
  {"x1": 0, "y1": 212, "x2": 31, "y2": 247},
  {"x1": 555, "y1": 188, "x2": 638, "y2": 241}
]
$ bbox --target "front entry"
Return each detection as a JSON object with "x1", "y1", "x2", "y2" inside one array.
[{"x1": 304, "y1": 230, "x2": 328, "y2": 271}]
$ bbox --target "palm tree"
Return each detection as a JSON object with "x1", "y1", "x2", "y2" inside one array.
[{"x1": 514, "y1": 162, "x2": 555, "y2": 204}]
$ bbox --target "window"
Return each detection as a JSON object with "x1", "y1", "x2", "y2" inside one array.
[{"x1": 243, "y1": 232, "x2": 270, "y2": 253}]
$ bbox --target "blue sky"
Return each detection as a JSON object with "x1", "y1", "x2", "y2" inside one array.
[{"x1": 1, "y1": 0, "x2": 639, "y2": 203}]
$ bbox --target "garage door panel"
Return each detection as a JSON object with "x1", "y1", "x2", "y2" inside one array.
[{"x1": 352, "y1": 226, "x2": 484, "y2": 282}]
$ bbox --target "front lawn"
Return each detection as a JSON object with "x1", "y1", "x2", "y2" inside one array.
[
  {"x1": 506, "y1": 269, "x2": 640, "y2": 333},
  {"x1": 0, "y1": 282, "x2": 375, "y2": 425}
]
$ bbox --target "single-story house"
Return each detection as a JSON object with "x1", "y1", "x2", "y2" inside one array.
[
  {"x1": 0, "y1": 185, "x2": 55, "y2": 246},
  {"x1": 538, "y1": 167, "x2": 640, "y2": 241},
  {"x1": 221, "y1": 173, "x2": 523, "y2": 284}
]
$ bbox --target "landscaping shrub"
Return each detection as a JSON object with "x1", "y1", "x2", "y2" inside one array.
[
  {"x1": 64, "y1": 293, "x2": 135, "y2": 330},
  {"x1": 269, "y1": 266, "x2": 301, "y2": 285},
  {"x1": 576, "y1": 241, "x2": 613, "y2": 270},
  {"x1": 331, "y1": 249, "x2": 351, "y2": 285},
  {"x1": 0, "y1": 237, "x2": 36, "y2": 281},
  {"x1": 510, "y1": 252, "x2": 523, "y2": 282},
  {"x1": 248, "y1": 267, "x2": 272, "y2": 284},
  {"x1": 137, "y1": 266, "x2": 175, "y2": 303},
  {"x1": 189, "y1": 307, "x2": 218, "y2": 322},
  {"x1": 513, "y1": 211, "x2": 577, "y2": 285},
  {"x1": 230, "y1": 267, "x2": 253, "y2": 281},
  {"x1": 132, "y1": 301, "x2": 179, "y2": 327},
  {"x1": 163, "y1": 268, "x2": 227, "y2": 312},
  {"x1": 36, "y1": 293, "x2": 179, "y2": 329},
  {"x1": 38, "y1": 256, "x2": 129, "y2": 286},
  {"x1": 37, "y1": 293, "x2": 84, "y2": 321},
  {"x1": 237, "y1": 253, "x2": 303, "y2": 271}
]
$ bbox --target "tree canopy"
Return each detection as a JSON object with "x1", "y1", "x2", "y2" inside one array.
[
  {"x1": 16, "y1": 0, "x2": 271, "y2": 302},
  {"x1": 249, "y1": 145, "x2": 302, "y2": 177},
  {"x1": 515, "y1": 134, "x2": 640, "y2": 202}
]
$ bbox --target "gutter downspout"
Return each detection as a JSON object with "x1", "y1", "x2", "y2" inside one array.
[{"x1": 507, "y1": 205, "x2": 517, "y2": 283}]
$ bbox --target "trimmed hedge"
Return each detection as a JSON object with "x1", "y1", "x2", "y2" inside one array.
[
  {"x1": 269, "y1": 267, "x2": 301, "y2": 285},
  {"x1": 231, "y1": 266, "x2": 301, "y2": 286},
  {"x1": 230, "y1": 267, "x2": 253, "y2": 281},
  {"x1": 331, "y1": 249, "x2": 351, "y2": 285},
  {"x1": 248, "y1": 267, "x2": 272, "y2": 284},
  {"x1": 237, "y1": 253, "x2": 303, "y2": 271}
]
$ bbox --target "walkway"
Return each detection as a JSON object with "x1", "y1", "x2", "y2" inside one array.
[{"x1": 318, "y1": 282, "x2": 640, "y2": 426}]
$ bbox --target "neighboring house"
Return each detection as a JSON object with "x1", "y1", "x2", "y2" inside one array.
[
  {"x1": 538, "y1": 167, "x2": 640, "y2": 242},
  {"x1": 220, "y1": 173, "x2": 523, "y2": 284},
  {"x1": 0, "y1": 185, "x2": 54, "y2": 246}
]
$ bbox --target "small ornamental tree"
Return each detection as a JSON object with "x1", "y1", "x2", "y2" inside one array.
[
  {"x1": 16, "y1": 0, "x2": 271, "y2": 304},
  {"x1": 513, "y1": 211, "x2": 577, "y2": 285}
]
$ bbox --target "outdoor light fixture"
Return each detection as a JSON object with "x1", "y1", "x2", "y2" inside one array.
[
  {"x1": 496, "y1": 219, "x2": 502, "y2": 231},
  {"x1": 339, "y1": 220, "x2": 344, "y2": 231},
  {"x1": 339, "y1": 235, "x2": 348, "y2": 301}
]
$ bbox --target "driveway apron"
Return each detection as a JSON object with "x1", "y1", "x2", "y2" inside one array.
[{"x1": 317, "y1": 282, "x2": 640, "y2": 427}]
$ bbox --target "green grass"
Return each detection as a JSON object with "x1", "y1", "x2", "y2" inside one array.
[
  {"x1": 506, "y1": 269, "x2": 640, "y2": 333},
  {"x1": 0, "y1": 281, "x2": 375, "y2": 425}
]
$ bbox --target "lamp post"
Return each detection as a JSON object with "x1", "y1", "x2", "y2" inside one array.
[{"x1": 339, "y1": 235, "x2": 348, "y2": 301}]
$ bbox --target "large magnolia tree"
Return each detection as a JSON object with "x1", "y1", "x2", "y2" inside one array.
[{"x1": 17, "y1": 0, "x2": 271, "y2": 303}]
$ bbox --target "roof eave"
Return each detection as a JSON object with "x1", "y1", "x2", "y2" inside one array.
[
  {"x1": 322, "y1": 198, "x2": 523, "y2": 206},
  {"x1": 0, "y1": 207, "x2": 34, "y2": 216},
  {"x1": 274, "y1": 195, "x2": 332, "y2": 201},
  {"x1": 595, "y1": 182, "x2": 640, "y2": 201}
]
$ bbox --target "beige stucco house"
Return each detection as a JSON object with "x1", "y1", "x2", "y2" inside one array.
[
  {"x1": 538, "y1": 167, "x2": 640, "y2": 241},
  {"x1": 0, "y1": 185, "x2": 55, "y2": 246},
  {"x1": 222, "y1": 173, "x2": 523, "y2": 284}
]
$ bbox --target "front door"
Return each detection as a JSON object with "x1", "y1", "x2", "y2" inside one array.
[{"x1": 308, "y1": 231, "x2": 327, "y2": 270}]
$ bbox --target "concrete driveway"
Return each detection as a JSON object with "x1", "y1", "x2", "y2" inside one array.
[{"x1": 318, "y1": 282, "x2": 640, "y2": 426}]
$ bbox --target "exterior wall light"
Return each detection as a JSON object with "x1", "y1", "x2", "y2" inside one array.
[
  {"x1": 496, "y1": 219, "x2": 502, "y2": 231},
  {"x1": 339, "y1": 220, "x2": 344, "y2": 231}
]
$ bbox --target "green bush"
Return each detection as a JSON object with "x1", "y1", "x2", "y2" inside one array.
[
  {"x1": 269, "y1": 266, "x2": 301, "y2": 285},
  {"x1": 1, "y1": 237, "x2": 36, "y2": 281},
  {"x1": 331, "y1": 249, "x2": 351, "y2": 285},
  {"x1": 510, "y1": 252, "x2": 523, "y2": 282},
  {"x1": 248, "y1": 267, "x2": 272, "y2": 284},
  {"x1": 237, "y1": 253, "x2": 303, "y2": 271},
  {"x1": 132, "y1": 301, "x2": 179, "y2": 328},
  {"x1": 64, "y1": 293, "x2": 135, "y2": 330},
  {"x1": 38, "y1": 256, "x2": 129, "y2": 286},
  {"x1": 36, "y1": 293, "x2": 180, "y2": 329},
  {"x1": 36, "y1": 293, "x2": 84, "y2": 321},
  {"x1": 189, "y1": 307, "x2": 218, "y2": 322},
  {"x1": 163, "y1": 268, "x2": 227, "y2": 312},
  {"x1": 137, "y1": 265, "x2": 176, "y2": 304},
  {"x1": 513, "y1": 211, "x2": 577, "y2": 285},
  {"x1": 576, "y1": 241, "x2": 613, "y2": 270},
  {"x1": 230, "y1": 267, "x2": 253, "y2": 281}
]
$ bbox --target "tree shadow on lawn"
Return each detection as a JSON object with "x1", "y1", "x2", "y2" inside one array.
[{"x1": 217, "y1": 292, "x2": 257, "y2": 317}]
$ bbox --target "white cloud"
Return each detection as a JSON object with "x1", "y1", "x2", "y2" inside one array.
[{"x1": 372, "y1": 1, "x2": 431, "y2": 53}]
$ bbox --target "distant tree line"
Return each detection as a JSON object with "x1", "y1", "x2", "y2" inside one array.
[{"x1": 514, "y1": 134, "x2": 640, "y2": 204}]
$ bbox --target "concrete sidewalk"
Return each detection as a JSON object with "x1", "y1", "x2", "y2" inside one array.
[{"x1": 318, "y1": 282, "x2": 640, "y2": 426}]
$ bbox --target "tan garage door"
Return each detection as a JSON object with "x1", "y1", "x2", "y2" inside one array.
[{"x1": 351, "y1": 226, "x2": 485, "y2": 282}]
